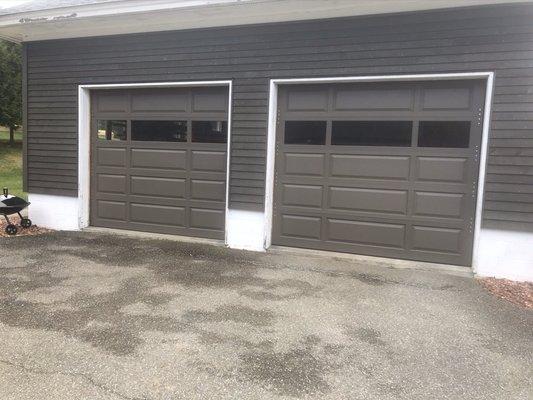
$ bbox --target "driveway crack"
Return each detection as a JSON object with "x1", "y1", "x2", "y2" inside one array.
[{"x1": 0, "y1": 359, "x2": 149, "y2": 400}]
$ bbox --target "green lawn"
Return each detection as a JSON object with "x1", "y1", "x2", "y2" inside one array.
[{"x1": 0, "y1": 128, "x2": 25, "y2": 199}]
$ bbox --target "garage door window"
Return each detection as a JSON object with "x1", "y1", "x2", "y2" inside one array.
[
  {"x1": 331, "y1": 121, "x2": 412, "y2": 146},
  {"x1": 131, "y1": 120, "x2": 187, "y2": 142},
  {"x1": 192, "y1": 121, "x2": 228, "y2": 143},
  {"x1": 418, "y1": 121, "x2": 470, "y2": 148},
  {"x1": 97, "y1": 120, "x2": 127, "y2": 141},
  {"x1": 284, "y1": 121, "x2": 326, "y2": 145}
]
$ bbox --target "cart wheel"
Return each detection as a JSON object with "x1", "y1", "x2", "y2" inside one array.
[
  {"x1": 20, "y1": 218, "x2": 32, "y2": 228},
  {"x1": 5, "y1": 224, "x2": 18, "y2": 236}
]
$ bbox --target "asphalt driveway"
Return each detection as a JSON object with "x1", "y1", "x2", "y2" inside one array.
[{"x1": 0, "y1": 231, "x2": 531, "y2": 400}]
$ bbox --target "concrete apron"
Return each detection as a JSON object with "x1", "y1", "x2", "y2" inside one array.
[{"x1": 84, "y1": 226, "x2": 473, "y2": 279}]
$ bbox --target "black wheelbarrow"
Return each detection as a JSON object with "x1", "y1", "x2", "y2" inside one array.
[{"x1": 0, "y1": 187, "x2": 32, "y2": 235}]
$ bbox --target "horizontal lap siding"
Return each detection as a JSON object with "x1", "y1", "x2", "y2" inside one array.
[{"x1": 25, "y1": 3, "x2": 533, "y2": 230}]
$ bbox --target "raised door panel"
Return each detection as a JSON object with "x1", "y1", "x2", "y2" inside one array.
[
  {"x1": 329, "y1": 187, "x2": 408, "y2": 214},
  {"x1": 330, "y1": 155, "x2": 410, "y2": 180},
  {"x1": 327, "y1": 219, "x2": 405, "y2": 248},
  {"x1": 130, "y1": 176, "x2": 186, "y2": 198},
  {"x1": 130, "y1": 203, "x2": 186, "y2": 226}
]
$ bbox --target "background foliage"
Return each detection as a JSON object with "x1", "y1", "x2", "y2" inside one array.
[{"x1": 0, "y1": 39, "x2": 22, "y2": 145}]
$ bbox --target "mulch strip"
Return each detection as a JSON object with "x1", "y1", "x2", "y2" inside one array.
[
  {"x1": 478, "y1": 277, "x2": 533, "y2": 309},
  {"x1": 0, "y1": 215, "x2": 53, "y2": 238}
]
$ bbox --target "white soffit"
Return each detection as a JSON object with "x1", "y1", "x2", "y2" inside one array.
[{"x1": 0, "y1": 0, "x2": 531, "y2": 42}]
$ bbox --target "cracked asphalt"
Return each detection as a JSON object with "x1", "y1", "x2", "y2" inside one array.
[{"x1": 0, "y1": 231, "x2": 531, "y2": 399}]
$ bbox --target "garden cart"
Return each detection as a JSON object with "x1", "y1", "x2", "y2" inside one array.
[{"x1": 0, "y1": 187, "x2": 31, "y2": 235}]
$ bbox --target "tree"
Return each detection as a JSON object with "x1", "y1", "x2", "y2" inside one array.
[{"x1": 0, "y1": 40, "x2": 22, "y2": 146}]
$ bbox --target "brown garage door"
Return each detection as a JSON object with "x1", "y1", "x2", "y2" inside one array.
[
  {"x1": 91, "y1": 87, "x2": 228, "y2": 239},
  {"x1": 273, "y1": 80, "x2": 485, "y2": 266}
]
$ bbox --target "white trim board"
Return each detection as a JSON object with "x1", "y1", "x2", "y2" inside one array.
[
  {"x1": 264, "y1": 72, "x2": 495, "y2": 270},
  {"x1": 79, "y1": 81, "x2": 233, "y2": 90},
  {"x1": 77, "y1": 80, "x2": 233, "y2": 237}
]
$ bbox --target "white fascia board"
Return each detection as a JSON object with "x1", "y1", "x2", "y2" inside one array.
[
  {"x1": 0, "y1": 31, "x2": 20, "y2": 42},
  {"x1": 0, "y1": 0, "x2": 531, "y2": 42},
  {"x1": 0, "y1": 0, "x2": 245, "y2": 23}
]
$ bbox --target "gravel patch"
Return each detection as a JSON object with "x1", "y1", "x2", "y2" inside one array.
[
  {"x1": 0, "y1": 215, "x2": 53, "y2": 237},
  {"x1": 479, "y1": 277, "x2": 533, "y2": 309}
]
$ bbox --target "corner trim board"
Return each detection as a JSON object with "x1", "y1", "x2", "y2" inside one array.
[{"x1": 22, "y1": 43, "x2": 28, "y2": 192}]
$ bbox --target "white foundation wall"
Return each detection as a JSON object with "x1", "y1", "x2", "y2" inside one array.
[
  {"x1": 475, "y1": 228, "x2": 533, "y2": 282},
  {"x1": 28, "y1": 194, "x2": 81, "y2": 231},
  {"x1": 225, "y1": 209, "x2": 265, "y2": 251}
]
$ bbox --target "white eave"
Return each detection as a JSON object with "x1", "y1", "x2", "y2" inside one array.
[{"x1": 0, "y1": 0, "x2": 531, "y2": 42}]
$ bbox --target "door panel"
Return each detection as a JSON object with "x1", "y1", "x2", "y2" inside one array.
[
  {"x1": 330, "y1": 155, "x2": 410, "y2": 179},
  {"x1": 91, "y1": 87, "x2": 228, "y2": 239},
  {"x1": 273, "y1": 80, "x2": 485, "y2": 266}
]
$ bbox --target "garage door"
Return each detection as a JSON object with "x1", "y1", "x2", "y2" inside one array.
[
  {"x1": 91, "y1": 87, "x2": 228, "y2": 239},
  {"x1": 273, "y1": 80, "x2": 485, "y2": 266}
]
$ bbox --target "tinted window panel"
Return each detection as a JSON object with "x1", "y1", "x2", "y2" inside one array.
[
  {"x1": 192, "y1": 121, "x2": 228, "y2": 143},
  {"x1": 131, "y1": 120, "x2": 187, "y2": 142},
  {"x1": 418, "y1": 121, "x2": 471, "y2": 148},
  {"x1": 97, "y1": 120, "x2": 127, "y2": 141},
  {"x1": 284, "y1": 121, "x2": 326, "y2": 145},
  {"x1": 331, "y1": 121, "x2": 412, "y2": 146}
]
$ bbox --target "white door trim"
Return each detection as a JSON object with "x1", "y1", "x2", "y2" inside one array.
[
  {"x1": 264, "y1": 72, "x2": 495, "y2": 269},
  {"x1": 77, "y1": 80, "x2": 233, "y2": 241}
]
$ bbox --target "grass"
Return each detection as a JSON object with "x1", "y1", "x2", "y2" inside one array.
[{"x1": 0, "y1": 128, "x2": 26, "y2": 199}]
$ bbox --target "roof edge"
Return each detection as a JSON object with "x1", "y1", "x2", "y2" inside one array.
[{"x1": 1, "y1": 0, "x2": 532, "y2": 43}]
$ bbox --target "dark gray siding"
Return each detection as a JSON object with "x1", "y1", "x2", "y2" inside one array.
[{"x1": 25, "y1": 3, "x2": 533, "y2": 230}]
